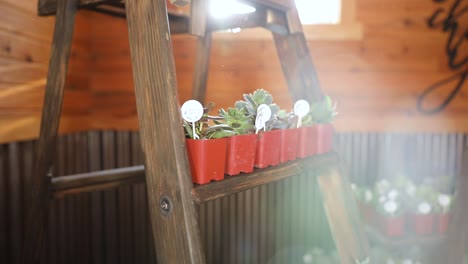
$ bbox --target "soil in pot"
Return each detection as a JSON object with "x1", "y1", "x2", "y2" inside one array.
[
  {"x1": 255, "y1": 130, "x2": 281, "y2": 168},
  {"x1": 280, "y1": 128, "x2": 299, "y2": 163},
  {"x1": 225, "y1": 134, "x2": 257, "y2": 175},
  {"x1": 186, "y1": 138, "x2": 227, "y2": 185}
]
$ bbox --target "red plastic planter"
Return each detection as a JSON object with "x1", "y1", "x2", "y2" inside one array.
[
  {"x1": 296, "y1": 126, "x2": 315, "y2": 158},
  {"x1": 358, "y1": 201, "x2": 375, "y2": 226},
  {"x1": 255, "y1": 130, "x2": 281, "y2": 168},
  {"x1": 315, "y1": 123, "x2": 334, "y2": 154},
  {"x1": 436, "y1": 213, "x2": 450, "y2": 234},
  {"x1": 280, "y1": 128, "x2": 299, "y2": 163},
  {"x1": 186, "y1": 138, "x2": 227, "y2": 185},
  {"x1": 378, "y1": 214, "x2": 405, "y2": 238},
  {"x1": 410, "y1": 214, "x2": 435, "y2": 235},
  {"x1": 225, "y1": 134, "x2": 257, "y2": 176}
]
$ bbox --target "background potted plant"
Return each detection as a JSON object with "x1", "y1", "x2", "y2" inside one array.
[
  {"x1": 408, "y1": 185, "x2": 436, "y2": 235},
  {"x1": 235, "y1": 89, "x2": 281, "y2": 168},
  {"x1": 308, "y1": 95, "x2": 337, "y2": 155},
  {"x1": 183, "y1": 102, "x2": 235, "y2": 184},
  {"x1": 352, "y1": 184, "x2": 376, "y2": 226},
  {"x1": 434, "y1": 192, "x2": 452, "y2": 234},
  {"x1": 374, "y1": 179, "x2": 406, "y2": 238},
  {"x1": 217, "y1": 107, "x2": 257, "y2": 175}
]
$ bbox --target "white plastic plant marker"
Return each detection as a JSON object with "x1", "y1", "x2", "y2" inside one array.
[
  {"x1": 438, "y1": 194, "x2": 451, "y2": 207},
  {"x1": 384, "y1": 200, "x2": 398, "y2": 214},
  {"x1": 255, "y1": 104, "x2": 272, "y2": 134},
  {"x1": 418, "y1": 202, "x2": 431, "y2": 214},
  {"x1": 181, "y1": 100, "x2": 204, "y2": 139},
  {"x1": 294, "y1": 100, "x2": 310, "y2": 128}
]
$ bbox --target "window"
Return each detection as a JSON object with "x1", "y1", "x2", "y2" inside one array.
[
  {"x1": 209, "y1": 0, "x2": 341, "y2": 25},
  {"x1": 206, "y1": 0, "x2": 362, "y2": 40}
]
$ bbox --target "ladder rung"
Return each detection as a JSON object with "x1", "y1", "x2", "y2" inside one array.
[
  {"x1": 50, "y1": 165, "x2": 145, "y2": 199},
  {"x1": 191, "y1": 152, "x2": 338, "y2": 204}
]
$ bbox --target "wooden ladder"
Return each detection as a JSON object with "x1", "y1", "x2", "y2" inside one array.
[{"x1": 22, "y1": 0, "x2": 370, "y2": 263}]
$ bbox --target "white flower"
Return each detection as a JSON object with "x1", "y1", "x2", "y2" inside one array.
[
  {"x1": 302, "y1": 253, "x2": 313, "y2": 263},
  {"x1": 384, "y1": 200, "x2": 398, "y2": 214},
  {"x1": 438, "y1": 194, "x2": 451, "y2": 207},
  {"x1": 365, "y1": 190, "x2": 373, "y2": 203},
  {"x1": 418, "y1": 202, "x2": 431, "y2": 214},
  {"x1": 388, "y1": 189, "x2": 399, "y2": 200},
  {"x1": 386, "y1": 259, "x2": 395, "y2": 264},
  {"x1": 351, "y1": 184, "x2": 357, "y2": 191}
]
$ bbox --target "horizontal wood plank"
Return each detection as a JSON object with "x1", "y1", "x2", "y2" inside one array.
[{"x1": 191, "y1": 153, "x2": 338, "y2": 204}]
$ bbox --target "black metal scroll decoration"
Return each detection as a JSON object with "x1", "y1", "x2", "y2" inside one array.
[{"x1": 418, "y1": 0, "x2": 467, "y2": 114}]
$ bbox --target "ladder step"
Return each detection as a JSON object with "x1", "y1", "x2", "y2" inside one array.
[
  {"x1": 51, "y1": 165, "x2": 145, "y2": 199},
  {"x1": 191, "y1": 152, "x2": 338, "y2": 204}
]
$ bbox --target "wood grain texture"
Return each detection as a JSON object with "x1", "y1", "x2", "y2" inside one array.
[
  {"x1": 192, "y1": 32, "x2": 212, "y2": 102},
  {"x1": 20, "y1": 0, "x2": 79, "y2": 263},
  {"x1": 192, "y1": 153, "x2": 338, "y2": 204},
  {"x1": 124, "y1": 0, "x2": 205, "y2": 262}
]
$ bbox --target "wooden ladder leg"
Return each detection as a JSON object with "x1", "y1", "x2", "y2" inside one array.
[
  {"x1": 273, "y1": 32, "x2": 323, "y2": 103},
  {"x1": 21, "y1": 0, "x2": 79, "y2": 263},
  {"x1": 125, "y1": 0, "x2": 205, "y2": 263},
  {"x1": 317, "y1": 169, "x2": 371, "y2": 264},
  {"x1": 192, "y1": 32, "x2": 212, "y2": 103}
]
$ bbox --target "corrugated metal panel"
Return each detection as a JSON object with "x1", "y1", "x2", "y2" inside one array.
[{"x1": 0, "y1": 131, "x2": 465, "y2": 263}]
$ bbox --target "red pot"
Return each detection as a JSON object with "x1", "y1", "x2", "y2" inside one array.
[
  {"x1": 186, "y1": 138, "x2": 227, "y2": 185},
  {"x1": 255, "y1": 130, "x2": 281, "y2": 168},
  {"x1": 225, "y1": 134, "x2": 257, "y2": 176},
  {"x1": 280, "y1": 128, "x2": 299, "y2": 163},
  {"x1": 315, "y1": 123, "x2": 334, "y2": 154},
  {"x1": 358, "y1": 201, "x2": 375, "y2": 226},
  {"x1": 378, "y1": 214, "x2": 405, "y2": 238},
  {"x1": 410, "y1": 214, "x2": 435, "y2": 235},
  {"x1": 436, "y1": 213, "x2": 450, "y2": 234},
  {"x1": 296, "y1": 126, "x2": 316, "y2": 158}
]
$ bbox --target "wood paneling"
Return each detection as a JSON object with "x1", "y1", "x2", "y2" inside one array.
[
  {"x1": 1, "y1": 0, "x2": 467, "y2": 143},
  {"x1": 86, "y1": 0, "x2": 468, "y2": 133},
  {"x1": 0, "y1": 0, "x2": 92, "y2": 144}
]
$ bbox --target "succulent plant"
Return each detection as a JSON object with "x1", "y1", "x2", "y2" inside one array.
[
  {"x1": 302, "y1": 95, "x2": 337, "y2": 126},
  {"x1": 217, "y1": 107, "x2": 255, "y2": 135},
  {"x1": 269, "y1": 109, "x2": 298, "y2": 130},
  {"x1": 183, "y1": 103, "x2": 236, "y2": 139},
  {"x1": 234, "y1": 89, "x2": 280, "y2": 129}
]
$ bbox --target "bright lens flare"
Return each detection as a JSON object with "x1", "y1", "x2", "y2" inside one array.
[{"x1": 210, "y1": 0, "x2": 256, "y2": 19}]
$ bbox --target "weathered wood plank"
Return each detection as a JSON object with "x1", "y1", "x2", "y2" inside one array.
[
  {"x1": 124, "y1": 0, "x2": 205, "y2": 262},
  {"x1": 191, "y1": 32, "x2": 211, "y2": 102},
  {"x1": 192, "y1": 153, "x2": 338, "y2": 204},
  {"x1": 20, "y1": 0, "x2": 78, "y2": 263}
]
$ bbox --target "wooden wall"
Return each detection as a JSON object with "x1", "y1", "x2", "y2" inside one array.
[
  {"x1": 86, "y1": 0, "x2": 468, "y2": 133},
  {"x1": 1, "y1": 0, "x2": 467, "y2": 143},
  {"x1": 0, "y1": 0, "x2": 92, "y2": 144}
]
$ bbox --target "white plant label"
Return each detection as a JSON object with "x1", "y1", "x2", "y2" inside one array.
[
  {"x1": 294, "y1": 100, "x2": 310, "y2": 128},
  {"x1": 384, "y1": 200, "x2": 398, "y2": 214},
  {"x1": 438, "y1": 194, "x2": 451, "y2": 207},
  {"x1": 181, "y1": 100, "x2": 203, "y2": 139},
  {"x1": 418, "y1": 202, "x2": 431, "y2": 214},
  {"x1": 255, "y1": 104, "x2": 271, "y2": 134}
]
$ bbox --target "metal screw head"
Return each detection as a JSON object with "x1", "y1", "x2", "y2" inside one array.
[{"x1": 159, "y1": 196, "x2": 173, "y2": 216}]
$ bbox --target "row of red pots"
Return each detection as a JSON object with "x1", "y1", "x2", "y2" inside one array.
[
  {"x1": 358, "y1": 202, "x2": 450, "y2": 238},
  {"x1": 186, "y1": 124, "x2": 334, "y2": 184}
]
